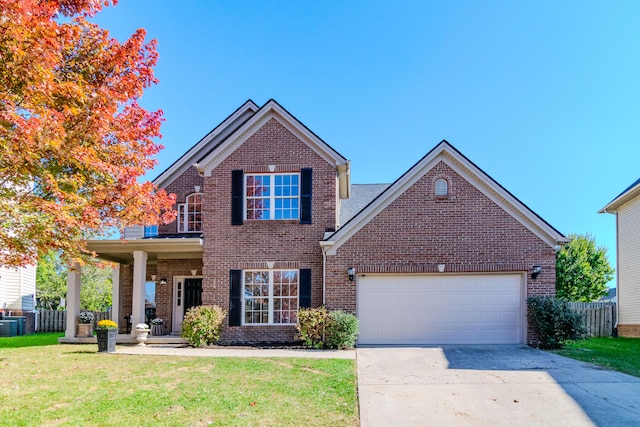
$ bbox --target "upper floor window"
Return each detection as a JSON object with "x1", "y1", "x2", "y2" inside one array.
[
  {"x1": 143, "y1": 225, "x2": 158, "y2": 238},
  {"x1": 435, "y1": 178, "x2": 448, "y2": 197},
  {"x1": 178, "y1": 193, "x2": 203, "y2": 232},
  {"x1": 245, "y1": 173, "x2": 299, "y2": 220}
]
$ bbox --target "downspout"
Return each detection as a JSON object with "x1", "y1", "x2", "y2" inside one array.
[
  {"x1": 319, "y1": 241, "x2": 336, "y2": 306},
  {"x1": 322, "y1": 249, "x2": 326, "y2": 306}
]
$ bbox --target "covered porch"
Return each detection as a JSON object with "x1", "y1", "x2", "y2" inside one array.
[{"x1": 59, "y1": 236, "x2": 203, "y2": 344}]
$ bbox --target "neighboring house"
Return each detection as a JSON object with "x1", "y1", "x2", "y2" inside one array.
[
  {"x1": 0, "y1": 264, "x2": 36, "y2": 315},
  {"x1": 600, "y1": 178, "x2": 640, "y2": 337},
  {"x1": 599, "y1": 287, "x2": 617, "y2": 303},
  {"x1": 68, "y1": 99, "x2": 567, "y2": 345}
]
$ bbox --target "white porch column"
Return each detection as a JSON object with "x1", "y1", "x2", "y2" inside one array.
[
  {"x1": 111, "y1": 264, "x2": 120, "y2": 329},
  {"x1": 131, "y1": 251, "x2": 147, "y2": 337},
  {"x1": 65, "y1": 263, "x2": 81, "y2": 338}
]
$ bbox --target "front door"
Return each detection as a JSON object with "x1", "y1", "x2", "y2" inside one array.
[{"x1": 184, "y1": 278, "x2": 203, "y2": 316}]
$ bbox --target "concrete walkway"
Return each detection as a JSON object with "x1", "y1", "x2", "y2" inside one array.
[
  {"x1": 357, "y1": 345, "x2": 640, "y2": 427},
  {"x1": 115, "y1": 344, "x2": 356, "y2": 359}
]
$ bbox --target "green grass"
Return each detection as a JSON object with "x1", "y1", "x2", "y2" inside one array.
[
  {"x1": 552, "y1": 337, "x2": 640, "y2": 378},
  {"x1": 0, "y1": 334, "x2": 358, "y2": 426},
  {"x1": 0, "y1": 331, "x2": 63, "y2": 348}
]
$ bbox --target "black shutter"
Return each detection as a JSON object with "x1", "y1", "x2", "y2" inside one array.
[
  {"x1": 229, "y1": 269, "x2": 242, "y2": 326},
  {"x1": 231, "y1": 170, "x2": 244, "y2": 225},
  {"x1": 300, "y1": 168, "x2": 312, "y2": 224},
  {"x1": 299, "y1": 268, "x2": 312, "y2": 308}
]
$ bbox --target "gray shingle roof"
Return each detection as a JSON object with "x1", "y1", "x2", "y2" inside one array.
[{"x1": 339, "y1": 184, "x2": 390, "y2": 226}]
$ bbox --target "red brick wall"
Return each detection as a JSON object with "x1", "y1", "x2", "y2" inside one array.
[
  {"x1": 156, "y1": 259, "x2": 203, "y2": 329},
  {"x1": 118, "y1": 264, "x2": 133, "y2": 333},
  {"x1": 159, "y1": 167, "x2": 205, "y2": 235},
  {"x1": 325, "y1": 161, "x2": 557, "y2": 344},
  {"x1": 118, "y1": 260, "x2": 202, "y2": 333},
  {"x1": 202, "y1": 118, "x2": 337, "y2": 343}
]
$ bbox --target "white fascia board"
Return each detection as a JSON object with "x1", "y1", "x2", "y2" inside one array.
[
  {"x1": 196, "y1": 100, "x2": 349, "y2": 177},
  {"x1": 154, "y1": 100, "x2": 259, "y2": 188},
  {"x1": 325, "y1": 143, "x2": 565, "y2": 255},
  {"x1": 599, "y1": 182, "x2": 640, "y2": 214},
  {"x1": 86, "y1": 238, "x2": 203, "y2": 254},
  {"x1": 337, "y1": 161, "x2": 351, "y2": 199}
]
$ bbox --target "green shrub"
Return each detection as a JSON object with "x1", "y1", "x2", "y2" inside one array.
[
  {"x1": 181, "y1": 305, "x2": 226, "y2": 347},
  {"x1": 296, "y1": 307, "x2": 359, "y2": 349},
  {"x1": 296, "y1": 307, "x2": 328, "y2": 349},
  {"x1": 325, "y1": 310, "x2": 359, "y2": 349},
  {"x1": 527, "y1": 295, "x2": 587, "y2": 349}
]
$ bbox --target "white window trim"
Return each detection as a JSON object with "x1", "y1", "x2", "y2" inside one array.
[
  {"x1": 244, "y1": 173, "x2": 300, "y2": 221},
  {"x1": 177, "y1": 193, "x2": 203, "y2": 233},
  {"x1": 242, "y1": 269, "x2": 299, "y2": 326}
]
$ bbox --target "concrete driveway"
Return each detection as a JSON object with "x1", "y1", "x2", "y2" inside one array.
[{"x1": 357, "y1": 345, "x2": 640, "y2": 426}]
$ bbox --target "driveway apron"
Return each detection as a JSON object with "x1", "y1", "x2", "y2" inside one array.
[{"x1": 357, "y1": 345, "x2": 640, "y2": 426}]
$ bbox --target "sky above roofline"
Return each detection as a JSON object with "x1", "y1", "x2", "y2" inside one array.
[{"x1": 91, "y1": 1, "x2": 640, "y2": 286}]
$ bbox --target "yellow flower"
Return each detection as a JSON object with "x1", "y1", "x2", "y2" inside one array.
[{"x1": 97, "y1": 319, "x2": 118, "y2": 329}]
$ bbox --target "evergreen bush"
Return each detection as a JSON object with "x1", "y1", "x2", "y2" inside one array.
[
  {"x1": 325, "y1": 310, "x2": 359, "y2": 349},
  {"x1": 181, "y1": 305, "x2": 226, "y2": 347},
  {"x1": 527, "y1": 295, "x2": 586, "y2": 349}
]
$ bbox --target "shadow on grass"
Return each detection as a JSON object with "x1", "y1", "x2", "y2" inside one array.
[{"x1": 0, "y1": 332, "x2": 64, "y2": 349}]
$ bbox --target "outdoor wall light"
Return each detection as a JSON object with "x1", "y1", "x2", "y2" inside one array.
[
  {"x1": 531, "y1": 265, "x2": 542, "y2": 279},
  {"x1": 159, "y1": 278, "x2": 168, "y2": 285},
  {"x1": 347, "y1": 267, "x2": 356, "y2": 282},
  {"x1": 150, "y1": 275, "x2": 156, "y2": 282}
]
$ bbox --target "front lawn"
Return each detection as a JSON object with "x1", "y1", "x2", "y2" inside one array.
[
  {"x1": 0, "y1": 334, "x2": 358, "y2": 426},
  {"x1": 552, "y1": 337, "x2": 640, "y2": 378}
]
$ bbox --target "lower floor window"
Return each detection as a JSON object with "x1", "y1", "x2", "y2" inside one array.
[{"x1": 243, "y1": 270, "x2": 299, "y2": 325}]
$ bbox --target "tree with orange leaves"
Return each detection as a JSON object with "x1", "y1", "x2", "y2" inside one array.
[{"x1": 0, "y1": 0, "x2": 176, "y2": 267}]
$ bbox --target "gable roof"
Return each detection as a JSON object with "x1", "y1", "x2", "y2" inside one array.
[
  {"x1": 599, "y1": 177, "x2": 640, "y2": 214},
  {"x1": 194, "y1": 99, "x2": 351, "y2": 199},
  {"x1": 153, "y1": 100, "x2": 259, "y2": 189},
  {"x1": 323, "y1": 140, "x2": 568, "y2": 255}
]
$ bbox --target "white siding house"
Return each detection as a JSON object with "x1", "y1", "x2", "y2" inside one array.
[
  {"x1": 600, "y1": 177, "x2": 640, "y2": 337},
  {"x1": 0, "y1": 264, "x2": 36, "y2": 314}
]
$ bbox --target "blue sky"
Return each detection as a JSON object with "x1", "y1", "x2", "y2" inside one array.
[{"x1": 93, "y1": 1, "x2": 640, "y2": 285}]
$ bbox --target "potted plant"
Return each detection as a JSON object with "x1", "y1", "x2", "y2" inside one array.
[
  {"x1": 135, "y1": 323, "x2": 150, "y2": 346},
  {"x1": 150, "y1": 318, "x2": 164, "y2": 336},
  {"x1": 96, "y1": 319, "x2": 118, "y2": 353},
  {"x1": 76, "y1": 311, "x2": 95, "y2": 337}
]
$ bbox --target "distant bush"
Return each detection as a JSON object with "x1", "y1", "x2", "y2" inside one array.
[
  {"x1": 527, "y1": 296, "x2": 586, "y2": 349},
  {"x1": 325, "y1": 311, "x2": 359, "y2": 349},
  {"x1": 296, "y1": 307, "x2": 359, "y2": 349},
  {"x1": 181, "y1": 305, "x2": 226, "y2": 347},
  {"x1": 296, "y1": 307, "x2": 328, "y2": 349}
]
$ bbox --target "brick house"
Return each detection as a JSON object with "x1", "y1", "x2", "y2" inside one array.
[{"x1": 66, "y1": 99, "x2": 567, "y2": 345}]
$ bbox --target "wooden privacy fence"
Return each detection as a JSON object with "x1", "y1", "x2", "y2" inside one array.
[
  {"x1": 568, "y1": 302, "x2": 616, "y2": 338},
  {"x1": 37, "y1": 309, "x2": 111, "y2": 332}
]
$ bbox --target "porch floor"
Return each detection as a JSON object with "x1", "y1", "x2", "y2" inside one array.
[{"x1": 58, "y1": 334, "x2": 188, "y2": 345}]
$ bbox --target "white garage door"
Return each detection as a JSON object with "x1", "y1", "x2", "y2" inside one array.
[{"x1": 357, "y1": 274, "x2": 523, "y2": 345}]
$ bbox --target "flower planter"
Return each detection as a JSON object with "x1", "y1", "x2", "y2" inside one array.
[
  {"x1": 136, "y1": 329, "x2": 150, "y2": 346},
  {"x1": 96, "y1": 329, "x2": 117, "y2": 353},
  {"x1": 76, "y1": 323, "x2": 93, "y2": 338},
  {"x1": 151, "y1": 324, "x2": 165, "y2": 336}
]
